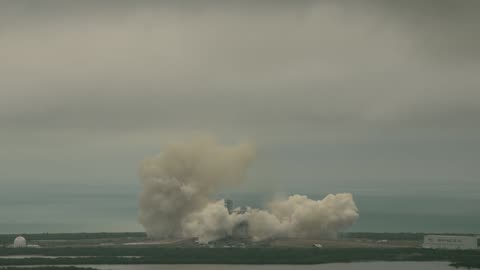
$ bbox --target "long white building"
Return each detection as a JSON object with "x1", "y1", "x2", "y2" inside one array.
[{"x1": 423, "y1": 235, "x2": 478, "y2": 250}]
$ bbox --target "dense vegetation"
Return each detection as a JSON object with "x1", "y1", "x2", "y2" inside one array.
[
  {"x1": 1, "y1": 232, "x2": 479, "y2": 268},
  {"x1": 341, "y1": 232, "x2": 477, "y2": 241},
  {"x1": 0, "y1": 247, "x2": 479, "y2": 267},
  {"x1": 1, "y1": 268, "x2": 98, "y2": 270}
]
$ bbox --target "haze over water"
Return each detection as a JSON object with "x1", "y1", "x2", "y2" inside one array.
[{"x1": 1, "y1": 181, "x2": 479, "y2": 234}]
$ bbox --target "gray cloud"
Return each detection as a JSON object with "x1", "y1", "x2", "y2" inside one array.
[{"x1": 0, "y1": 1, "x2": 479, "y2": 190}]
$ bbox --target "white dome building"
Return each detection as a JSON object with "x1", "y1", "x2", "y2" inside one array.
[{"x1": 13, "y1": 236, "x2": 27, "y2": 248}]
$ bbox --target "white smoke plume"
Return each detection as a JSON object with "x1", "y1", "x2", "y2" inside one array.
[
  {"x1": 139, "y1": 136, "x2": 359, "y2": 243},
  {"x1": 139, "y1": 136, "x2": 255, "y2": 238}
]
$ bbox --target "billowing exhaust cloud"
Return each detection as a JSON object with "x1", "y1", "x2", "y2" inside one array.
[
  {"x1": 139, "y1": 136, "x2": 255, "y2": 238},
  {"x1": 139, "y1": 136, "x2": 359, "y2": 243}
]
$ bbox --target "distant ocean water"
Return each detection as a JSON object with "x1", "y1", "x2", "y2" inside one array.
[
  {"x1": 215, "y1": 191, "x2": 480, "y2": 234},
  {"x1": 1, "y1": 182, "x2": 479, "y2": 234}
]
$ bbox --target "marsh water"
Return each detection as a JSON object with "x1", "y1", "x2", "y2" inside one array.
[{"x1": 72, "y1": 262, "x2": 456, "y2": 270}]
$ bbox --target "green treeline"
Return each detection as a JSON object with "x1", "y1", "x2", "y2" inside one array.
[
  {"x1": 341, "y1": 232, "x2": 477, "y2": 241},
  {"x1": 0, "y1": 232, "x2": 146, "y2": 245},
  {"x1": 0, "y1": 247, "x2": 479, "y2": 266},
  {"x1": 1, "y1": 232, "x2": 475, "y2": 245}
]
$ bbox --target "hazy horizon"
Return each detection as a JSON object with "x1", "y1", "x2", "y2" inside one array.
[{"x1": 1, "y1": 182, "x2": 480, "y2": 234}]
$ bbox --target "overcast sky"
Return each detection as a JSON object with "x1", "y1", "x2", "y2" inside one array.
[{"x1": 1, "y1": 0, "x2": 479, "y2": 195}]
